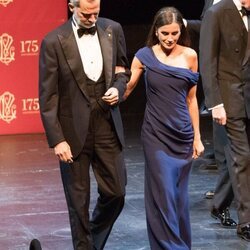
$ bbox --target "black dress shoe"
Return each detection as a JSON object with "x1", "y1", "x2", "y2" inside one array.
[
  {"x1": 237, "y1": 224, "x2": 250, "y2": 242},
  {"x1": 211, "y1": 207, "x2": 237, "y2": 228},
  {"x1": 29, "y1": 239, "x2": 42, "y2": 250}
]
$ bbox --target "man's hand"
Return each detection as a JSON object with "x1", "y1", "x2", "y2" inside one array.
[
  {"x1": 54, "y1": 141, "x2": 73, "y2": 163},
  {"x1": 102, "y1": 87, "x2": 119, "y2": 105},
  {"x1": 212, "y1": 106, "x2": 227, "y2": 125}
]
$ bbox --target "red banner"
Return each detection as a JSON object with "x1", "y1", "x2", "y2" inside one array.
[{"x1": 0, "y1": 0, "x2": 67, "y2": 134}]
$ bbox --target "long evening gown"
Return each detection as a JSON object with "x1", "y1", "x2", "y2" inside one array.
[{"x1": 135, "y1": 47, "x2": 199, "y2": 250}]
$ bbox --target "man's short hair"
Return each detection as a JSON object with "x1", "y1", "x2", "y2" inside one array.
[{"x1": 70, "y1": 0, "x2": 80, "y2": 7}]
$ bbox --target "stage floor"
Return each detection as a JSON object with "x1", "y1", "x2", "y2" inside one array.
[{"x1": 0, "y1": 115, "x2": 249, "y2": 250}]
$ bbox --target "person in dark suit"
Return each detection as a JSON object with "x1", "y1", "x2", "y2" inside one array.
[
  {"x1": 39, "y1": 0, "x2": 130, "y2": 249},
  {"x1": 185, "y1": 0, "x2": 220, "y2": 111},
  {"x1": 186, "y1": 0, "x2": 214, "y2": 52},
  {"x1": 200, "y1": 0, "x2": 250, "y2": 241},
  {"x1": 185, "y1": 0, "x2": 216, "y2": 108},
  {"x1": 187, "y1": 0, "x2": 237, "y2": 229}
]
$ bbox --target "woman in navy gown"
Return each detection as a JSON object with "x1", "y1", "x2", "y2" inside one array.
[{"x1": 124, "y1": 7, "x2": 204, "y2": 250}]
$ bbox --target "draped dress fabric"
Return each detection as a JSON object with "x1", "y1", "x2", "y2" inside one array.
[{"x1": 136, "y1": 47, "x2": 199, "y2": 250}]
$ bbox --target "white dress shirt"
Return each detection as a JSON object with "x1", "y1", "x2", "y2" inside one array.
[
  {"x1": 213, "y1": 0, "x2": 221, "y2": 4},
  {"x1": 72, "y1": 17, "x2": 103, "y2": 82},
  {"x1": 233, "y1": 0, "x2": 248, "y2": 30},
  {"x1": 213, "y1": 0, "x2": 247, "y2": 30}
]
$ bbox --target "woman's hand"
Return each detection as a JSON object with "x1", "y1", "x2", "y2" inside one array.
[{"x1": 192, "y1": 139, "x2": 205, "y2": 159}]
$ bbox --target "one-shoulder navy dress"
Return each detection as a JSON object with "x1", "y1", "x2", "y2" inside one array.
[{"x1": 135, "y1": 47, "x2": 199, "y2": 250}]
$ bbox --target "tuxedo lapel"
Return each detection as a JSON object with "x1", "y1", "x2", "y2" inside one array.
[
  {"x1": 57, "y1": 19, "x2": 114, "y2": 96},
  {"x1": 205, "y1": 0, "x2": 214, "y2": 11},
  {"x1": 58, "y1": 21, "x2": 89, "y2": 101},
  {"x1": 97, "y1": 23, "x2": 113, "y2": 89},
  {"x1": 201, "y1": 0, "x2": 214, "y2": 18},
  {"x1": 223, "y1": 4, "x2": 248, "y2": 50}
]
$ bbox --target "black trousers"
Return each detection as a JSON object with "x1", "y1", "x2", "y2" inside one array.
[
  {"x1": 60, "y1": 105, "x2": 126, "y2": 250},
  {"x1": 225, "y1": 117, "x2": 250, "y2": 224},
  {"x1": 212, "y1": 122, "x2": 234, "y2": 211}
]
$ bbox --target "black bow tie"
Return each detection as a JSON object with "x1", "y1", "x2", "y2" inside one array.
[
  {"x1": 77, "y1": 26, "x2": 97, "y2": 37},
  {"x1": 241, "y1": 7, "x2": 250, "y2": 16}
]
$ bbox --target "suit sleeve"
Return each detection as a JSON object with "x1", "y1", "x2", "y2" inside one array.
[
  {"x1": 199, "y1": 9, "x2": 223, "y2": 108},
  {"x1": 186, "y1": 20, "x2": 201, "y2": 51},
  {"x1": 39, "y1": 37, "x2": 65, "y2": 148},
  {"x1": 113, "y1": 23, "x2": 131, "y2": 102},
  {"x1": 187, "y1": 20, "x2": 201, "y2": 35}
]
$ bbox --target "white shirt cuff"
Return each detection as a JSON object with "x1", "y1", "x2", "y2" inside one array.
[{"x1": 208, "y1": 104, "x2": 224, "y2": 110}]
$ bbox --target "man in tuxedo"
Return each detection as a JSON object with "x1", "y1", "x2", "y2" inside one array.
[
  {"x1": 186, "y1": 0, "x2": 237, "y2": 229},
  {"x1": 39, "y1": 0, "x2": 130, "y2": 249},
  {"x1": 200, "y1": 0, "x2": 250, "y2": 241}
]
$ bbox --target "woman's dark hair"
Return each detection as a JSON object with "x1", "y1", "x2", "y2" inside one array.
[{"x1": 146, "y1": 7, "x2": 190, "y2": 47}]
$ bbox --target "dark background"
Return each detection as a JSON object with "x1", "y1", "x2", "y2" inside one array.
[
  {"x1": 100, "y1": 0, "x2": 204, "y2": 24},
  {"x1": 67, "y1": 0, "x2": 204, "y2": 116},
  {"x1": 68, "y1": 1, "x2": 204, "y2": 24}
]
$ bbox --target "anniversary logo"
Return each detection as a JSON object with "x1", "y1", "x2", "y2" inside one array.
[
  {"x1": 0, "y1": 0, "x2": 67, "y2": 134},
  {"x1": 0, "y1": 91, "x2": 16, "y2": 124},
  {"x1": 0, "y1": 33, "x2": 15, "y2": 65}
]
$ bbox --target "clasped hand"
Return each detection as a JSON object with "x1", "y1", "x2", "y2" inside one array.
[{"x1": 102, "y1": 87, "x2": 119, "y2": 105}]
